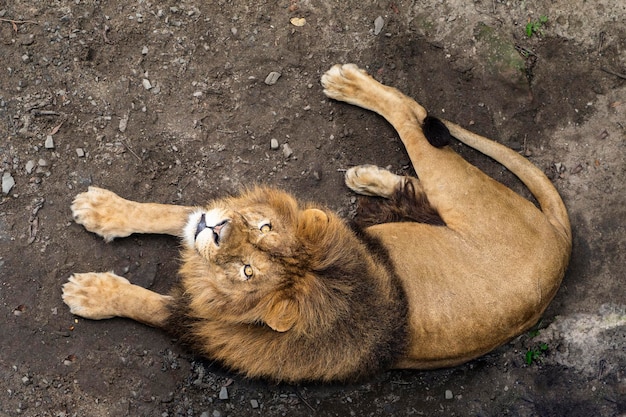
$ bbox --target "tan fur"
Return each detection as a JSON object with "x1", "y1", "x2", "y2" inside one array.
[{"x1": 62, "y1": 64, "x2": 571, "y2": 382}]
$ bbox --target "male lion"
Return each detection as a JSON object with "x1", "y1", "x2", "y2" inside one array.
[{"x1": 62, "y1": 64, "x2": 571, "y2": 383}]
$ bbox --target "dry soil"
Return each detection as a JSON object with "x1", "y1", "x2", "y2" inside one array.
[{"x1": 1, "y1": 1, "x2": 625, "y2": 416}]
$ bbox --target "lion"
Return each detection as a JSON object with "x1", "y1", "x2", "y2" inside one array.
[{"x1": 62, "y1": 64, "x2": 571, "y2": 383}]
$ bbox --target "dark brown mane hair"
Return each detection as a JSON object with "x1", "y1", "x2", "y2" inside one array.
[{"x1": 353, "y1": 179, "x2": 445, "y2": 229}]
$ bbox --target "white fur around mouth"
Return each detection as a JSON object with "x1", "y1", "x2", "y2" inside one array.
[{"x1": 183, "y1": 209, "x2": 228, "y2": 250}]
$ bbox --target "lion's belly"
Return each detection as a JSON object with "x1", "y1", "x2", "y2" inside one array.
[{"x1": 366, "y1": 222, "x2": 567, "y2": 369}]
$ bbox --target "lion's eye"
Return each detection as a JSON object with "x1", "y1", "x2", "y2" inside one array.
[
  {"x1": 259, "y1": 223, "x2": 272, "y2": 233},
  {"x1": 242, "y1": 264, "x2": 254, "y2": 279}
]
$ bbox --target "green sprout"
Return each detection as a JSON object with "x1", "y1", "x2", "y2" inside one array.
[
  {"x1": 525, "y1": 15, "x2": 548, "y2": 38},
  {"x1": 524, "y1": 343, "x2": 549, "y2": 365}
]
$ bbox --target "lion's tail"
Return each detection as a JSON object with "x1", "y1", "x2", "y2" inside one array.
[{"x1": 442, "y1": 120, "x2": 572, "y2": 243}]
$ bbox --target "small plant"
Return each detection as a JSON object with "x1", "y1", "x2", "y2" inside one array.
[
  {"x1": 524, "y1": 343, "x2": 549, "y2": 365},
  {"x1": 525, "y1": 15, "x2": 548, "y2": 38}
]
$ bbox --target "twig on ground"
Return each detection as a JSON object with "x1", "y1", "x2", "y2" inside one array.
[
  {"x1": 121, "y1": 139, "x2": 143, "y2": 162},
  {"x1": 0, "y1": 18, "x2": 38, "y2": 32},
  {"x1": 601, "y1": 67, "x2": 626, "y2": 80}
]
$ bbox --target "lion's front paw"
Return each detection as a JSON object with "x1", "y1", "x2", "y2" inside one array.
[
  {"x1": 345, "y1": 165, "x2": 403, "y2": 198},
  {"x1": 71, "y1": 186, "x2": 132, "y2": 242},
  {"x1": 321, "y1": 64, "x2": 371, "y2": 102},
  {"x1": 62, "y1": 272, "x2": 131, "y2": 320}
]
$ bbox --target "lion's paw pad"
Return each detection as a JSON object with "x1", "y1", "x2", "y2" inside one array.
[
  {"x1": 345, "y1": 165, "x2": 403, "y2": 198},
  {"x1": 62, "y1": 272, "x2": 130, "y2": 320},
  {"x1": 321, "y1": 64, "x2": 369, "y2": 100},
  {"x1": 71, "y1": 187, "x2": 130, "y2": 241}
]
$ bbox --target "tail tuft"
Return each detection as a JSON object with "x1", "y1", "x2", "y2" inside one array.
[{"x1": 422, "y1": 116, "x2": 452, "y2": 148}]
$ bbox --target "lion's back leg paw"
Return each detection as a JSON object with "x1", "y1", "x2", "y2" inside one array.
[
  {"x1": 62, "y1": 272, "x2": 130, "y2": 320},
  {"x1": 321, "y1": 64, "x2": 371, "y2": 102},
  {"x1": 345, "y1": 165, "x2": 404, "y2": 198}
]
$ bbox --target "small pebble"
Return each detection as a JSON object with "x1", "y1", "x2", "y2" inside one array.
[
  {"x1": 250, "y1": 399, "x2": 259, "y2": 409},
  {"x1": 445, "y1": 389, "x2": 453, "y2": 400},
  {"x1": 374, "y1": 16, "x2": 384, "y2": 35},
  {"x1": 2, "y1": 172, "x2": 15, "y2": 194},
  {"x1": 38, "y1": 159, "x2": 48, "y2": 167},
  {"x1": 20, "y1": 34, "x2": 35, "y2": 45},
  {"x1": 45, "y1": 135, "x2": 55, "y2": 149},
  {"x1": 264, "y1": 71, "x2": 281, "y2": 85},
  {"x1": 270, "y1": 138, "x2": 279, "y2": 150},
  {"x1": 25, "y1": 160, "x2": 35, "y2": 174},
  {"x1": 282, "y1": 143, "x2": 293, "y2": 158},
  {"x1": 142, "y1": 79, "x2": 152, "y2": 90},
  {"x1": 213, "y1": 411, "x2": 222, "y2": 417},
  {"x1": 76, "y1": 148, "x2": 85, "y2": 157},
  {"x1": 219, "y1": 386, "x2": 228, "y2": 400},
  {"x1": 119, "y1": 114, "x2": 129, "y2": 132},
  {"x1": 141, "y1": 46, "x2": 149, "y2": 55}
]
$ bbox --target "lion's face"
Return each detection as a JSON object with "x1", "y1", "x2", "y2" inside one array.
[{"x1": 180, "y1": 187, "x2": 334, "y2": 332}]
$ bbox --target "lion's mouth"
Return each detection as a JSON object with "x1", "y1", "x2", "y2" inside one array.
[{"x1": 195, "y1": 214, "x2": 229, "y2": 246}]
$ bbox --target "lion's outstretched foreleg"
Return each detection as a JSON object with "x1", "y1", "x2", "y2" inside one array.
[
  {"x1": 71, "y1": 186, "x2": 196, "y2": 241},
  {"x1": 62, "y1": 272, "x2": 173, "y2": 327},
  {"x1": 66, "y1": 187, "x2": 194, "y2": 326}
]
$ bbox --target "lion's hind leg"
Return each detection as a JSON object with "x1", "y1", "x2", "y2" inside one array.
[
  {"x1": 62, "y1": 272, "x2": 172, "y2": 327},
  {"x1": 347, "y1": 165, "x2": 444, "y2": 228}
]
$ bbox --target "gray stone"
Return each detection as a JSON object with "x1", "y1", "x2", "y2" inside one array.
[
  {"x1": 282, "y1": 143, "x2": 293, "y2": 158},
  {"x1": 374, "y1": 16, "x2": 384, "y2": 35},
  {"x1": 25, "y1": 160, "x2": 35, "y2": 174},
  {"x1": 119, "y1": 114, "x2": 129, "y2": 132},
  {"x1": 218, "y1": 386, "x2": 228, "y2": 400},
  {"x1": 45, "y1": 135, "x2": 55, "y2": 149},
  {"x1": 264, "y1": 71, "x2": 281, "y2": 85},
  {"x1": 2, "y1": 172, "x2": 15, "y2": 194}
]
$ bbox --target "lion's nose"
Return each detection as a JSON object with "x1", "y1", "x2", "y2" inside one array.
[{"x1": 209, "y1": 219, "x2": 229, "y2": 246}]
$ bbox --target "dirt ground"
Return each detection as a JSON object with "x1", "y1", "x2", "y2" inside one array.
[{"x1": 1, "y1": 0, "x2": 625, "y2": 416}]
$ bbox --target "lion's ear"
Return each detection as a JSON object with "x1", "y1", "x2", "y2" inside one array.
[
  {"x1": 263, "y1": 298, "x2": 298, "y2": 332},
  {"x1": 301, "y1": 208, "x2": 328, "y2": 223},
  {"x1": 298, "y1": 208, "x2": 329, "y2": 241}
]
